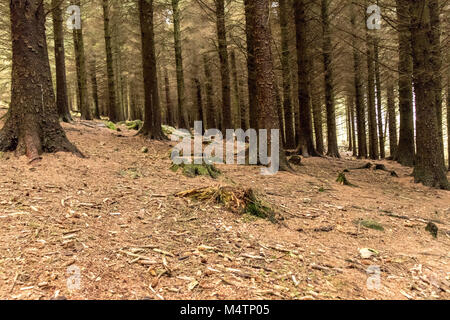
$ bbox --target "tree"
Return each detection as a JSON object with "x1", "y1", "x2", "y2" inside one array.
[
  {"x1": 294, "y1": 0, "x2": 318, "y2": 157},
  {"x1": 395, "y1": 0, "x2": 415, "y2": 166},
  {"x1": 52, "y1": 0, "x2": 72, "y2": 122},
  {"x1": 278, "y1": 0, "x2": 295, "y2": 149},
  {"x1": 89, "y1": 55, "x2": 100, "y2": 119},
  {"x1": 374, "y1": 39, "x2": 385, "y2": 158},
  {"x1": 386, "y1": 81, "x2": 398, "y2": 158},
  {"x1": 246, "y1": 0, "x2": 290, "y2": 171},
  {"x1": 410, "y1": 0, "x2": 448, "y2": 189},
  {"x1": 214, "y1": 0, "x2": 232, "y2": 130},
  {"x1": 321, "y1": 0, "x2": 339, "y2": 158},
  {"x1": 351, "y1": 4, "x2": 367, "y2": 158},
  {"x1": 72, "y1": 0, "x2": 91, "y2": 121},
  {"x1": 203, "y1": 54, "x2": 217, "y2": 130},
  {"x1": 0, "y1": 0, "x2": 80, "y2": 159},
  {"x1": 138, "y1": 0, "x2": 165, "y2": 139},
  {"x1": 102, "y1": 0, "x2": 118, "y2": 122},
  {"x1": 171, "y1": 0, "x2": 188, "y2": 129},
  {"x1": 244, "y1": 0, "x2": 258, "y2": 131},
  {"x1": 164, "y1": 67, "x2": 174, "y2": 127}
]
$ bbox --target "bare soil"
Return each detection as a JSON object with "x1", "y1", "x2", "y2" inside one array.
[{"x1": 0, "y1": 114, "x2": 449, "y2": 300}]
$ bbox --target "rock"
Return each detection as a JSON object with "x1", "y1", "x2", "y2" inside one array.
[
  {"x1": 288, "y1": 155, "x2": 302, "y2": 166},
  {"x1": 359, "y1": 248, "x2": 378, "y2": 259},
  {"x1": 425, "y1": 222, "x2": 438, "y2": 238},
  {"x1": 141, "y1": 147, "x2": 149, "y2": 153}
]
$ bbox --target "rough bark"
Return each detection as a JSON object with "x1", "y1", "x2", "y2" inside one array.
[
  {"x1": 52, "y1": 0, "x2": 72, "y2": 122},
  {"x1": 351, "y1": 5, "x2": 367, "y2": 158},
  {"x1": 278, "y1": 0, "x2": 295, "y2": 149},
  {"x1": 247, "y1": 0, "x2": 290, "y2": 171},
  {"x1": 395, "y1": 0, "x2": 415, "y2": 166},
  {"x1": 138, "y1": 0, "x2": 165, "y2": 140},
  {"x1": 0, "y1": 0, "x2": 81, "y2": 158},
  {"x1": 244, "y1": 0, "x2": 258, "y2": 131},
  {"x1": 72, "y1": 0, "x2": 91, "y2": 121},
  {"x1": 102, "y1": 0, "x2": 118, "y2": 122},
  {"x1": 215, "y1": 0, "x2": 232, "y2": 130},
  {"x1": 230, "y1": 50, "x2": 242, "y2": 129},
  {"x1": 164, "y1": 68, "x2": 174, "y2": 127},
  {"x1": 321, "y1": 0, "x2": 339, "y2": 158},
  {"x1": 374, "y1": 39, "x2": 385, "y2": 158},
  {"x1": 89, "y1": 56, "x2": 100, "y2": 119},
  {"x1": 294, "y1": 0, "x2": 318, "y2": 157},
  {"x1": 410, "y1": 0, "x2": 448, "y2": 189},
  {"x1": 386, "y1": 81, "x2": 398, "y2": 158},
  {"x1": 202, "y1": 54, "x2": 217, "y2": 130}
]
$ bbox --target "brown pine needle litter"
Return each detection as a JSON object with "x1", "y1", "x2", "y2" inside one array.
[{"x1": 175, "y1": 186, "x2": 278, "y2": 223}]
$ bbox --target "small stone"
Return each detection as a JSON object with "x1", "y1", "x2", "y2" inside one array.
[{"x1": 141, "y1": 147, "x2": 149, "y2": 153}]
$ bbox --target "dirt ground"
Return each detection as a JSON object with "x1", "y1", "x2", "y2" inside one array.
[{"x1": 0, "y1": 115, "x2": 449, "y2": 300}]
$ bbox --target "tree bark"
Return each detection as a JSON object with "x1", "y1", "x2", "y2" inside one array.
[
  {"x1": 294, "y1": 0, "x2": 318, "y2": 157},
  {"x1": 321, "y1": 0, "x2": 339, "y2": 158},
  {"x1": 164, "y1": 68, "x2": 174, "y2": 127},
  {"x1": 102, "y1": 0, "x2": 118, "y2": 122},
  {"x1": 395, "y1": 0, "x2": 415, "y2": 166},
  {"x1": 351, "y1": 5, "x2": 367, "y2": 158},
  {"x1": 386, "y1": 81, "x2": 398, "y2": 158},
  {"x1": 246, "y1": 0, "x2": 290, "y2": 171},
  {"x1": 410, "y1": 0, "x2": 448, "y2": 189},
  {"x1": 278, "y1": 0, "x2": 295, "y2": 149},
  {"x1": 138, "y1": 0, "x2": 165, "y2": 140},
  {"x1": 0, "y1": 0, "x2": 81, "y2": 158},
  {"x1": 215, "y1": 0, "x2": 232, "y2": 130},
  {"x1": 244, "y1": 0, "x2": 258, "y2": 131},
  {"x1": 89, "y1": 55, "x2": 100, "y2": 119},
  {"x1": 374, "y1": 39, "x2": 385, "y2": 158},
  {"x1": 52, "y1": 0, "x2": 72, "y2": 123},
  {"x1": 230, "y1": 50, "x2": 242, "y2": 129}
]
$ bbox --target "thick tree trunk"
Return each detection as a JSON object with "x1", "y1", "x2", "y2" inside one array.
[
  {"x1": 72, "y1": 0, "x2": 91, "y2": 121},
  {"x1": 410, "y1": 0, "x2": 448, "y2": 189},
  {"x1": 294, "y1": 0, "x2": 318, "y2": 157},
  {"x1": 311, "y1": 84, "x2": 324, "y2": 155},
  {"x1": 374, "y1": 39, "x2": 385, "y2": 158},
  {"x1": 171, "y1": 0, "x2": 188, "y2": 129},
  {"x1": 193, "y1": 78, "x2": 204, "y2": 133},
  {"x1": 0, "y1": 0, "x2": 81, "y2": 159},
  {"x1": 138, "y1": 0, "x2": 165, "y2": 140},
  {"x1": 321, "y1": 0, "x2": 339, "y2": 158},
  {"x1": 247, "y1": 0, "x2": 290, "y2": 172},
  {"x1": 351, "y1": 6, "x2": 367, "y2": 158},
  {"x1": 102, "y1": 0, "x2": 118, "y2": 122},
  {"x1": 52, "y1": 0, "x2": 72, "y2": 123},
  {"x1": 215, "y1": 0, "x2": 232, "y2": 130},
  {"x1": 244, "y1": 0, "x2": 258, "y2": 131},
  {"x1": 278, "y1": 0, "x2": 295, "y2": 149},
  {"x1": 395, "y1": 0, "x2": 415, "y2": 166},
  {"x1": 386, "y1": 81, "x2": 398, "y2": 158}
]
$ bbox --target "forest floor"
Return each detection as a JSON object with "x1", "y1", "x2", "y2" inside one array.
[{"x1": 0, "y1": 113, "x2": 449, "y2": 300}]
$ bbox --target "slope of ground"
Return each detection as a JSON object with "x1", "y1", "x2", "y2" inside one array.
[{"x1": 0, "y1": 116, "x2": 449, "y2": 300}]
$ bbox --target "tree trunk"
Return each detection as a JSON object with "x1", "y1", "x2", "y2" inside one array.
[
  {"x1": 171, "y1": 0, "x2": 188, "y2": 128},
  {"x1": 138, "y1": 0, "x2": 165, "y2": 140},
  {"x1": 244, "y1": 0, "x2": 258, "y2": 131},
  {"x1": 0, "y1": 0, "x2": 81, "y2": 158},
  {"x1": 386, "y1": 81, "x2": 398, "y2": 158},
  {"x1": 52, "y1": 0, "x2": 72, "y2": 123},
  {"x1": 230, "y1": 50, "x2": 242, "y2": 129},
  {"x1": 351, "y1": 5, "x2": 367, "y2": 158},
  {"x1": 294, "y1": 0, "x2": 318, "y2": 157},
  {"x1": 246, "y1": 0, "x2": 290, "y2": 172},
  {"x1": 164, "y1": 68, "x2": 174, "y2": 127},
  {"x1": 102, "y1": 0, "x2": 118, "y2": 122},
  {"x1": 215, "y1": 0, "x2": 232, "y2": 130},
  {"x1": 278, "y1": 0, "x2": 295, "y2": 149},
  {"x1": 89, "y1": 55, "x2": 100, "y2": 119},
  {"x1": 321, "y1": 0, "x2": 339, "y2": 158},
  {"x1": 203, "y1": 54, "x2": 217, "y2": 130},
  {"x1": 395, "y1": 0, "x2": 415, "y2": 166},
  {"x1": 374, "y1": 39, "x2": 385, "y2": 158},
  {"x1": 194, "y1": 78, "x2": 204, "y2": 133},
  {"x1": 410, "y1": 0, "x2": 448, "y2": 189},
  {"x1": 72, "y1": 0, "x2": 91, "y2": 121}
]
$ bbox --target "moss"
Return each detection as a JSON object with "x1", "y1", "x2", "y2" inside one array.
[
  {"x1": 162, "y1": 125, "x2": 175, "y2": 135},
  {"x1": 336, "y1": 172, "x2": 353, "y2": 186},
  {"x1": 126, "y1": 120, "x2": 143, "y2": 131},
  {"x1": 243, "y1": 189, "x2": 277, "y2": 223},
  {"x1": 105, "y1": 121, "x2": 118, "y2": 131},
  {"x1": 171, "y1": 162, "x2": 221, "y2": 179},
  {"x1": 354, "y1": 219, "x2": 384, "y2": 231}
]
